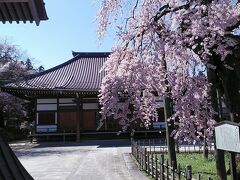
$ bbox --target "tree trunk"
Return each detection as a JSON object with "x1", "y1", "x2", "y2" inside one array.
[
  {"x1": 162, "y1": 54, "x2": 177, "y2": 169},
  {"x1": 164, "y1": 96, "x2": 177, "y2": 169},
  {"x1": 207, "y1": 67, "x2": 227, "y2": 180},
  {"x1": 203, "y1": 128, "x2": 208, "y2": 159}
]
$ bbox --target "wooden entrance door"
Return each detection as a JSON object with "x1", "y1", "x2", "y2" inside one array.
[
  {"x1": 59, "y1": 111, "x2": 77, "y2": 132},
  {"x1": 82, "y1": 111, "x2": 96, "y2": 131}
]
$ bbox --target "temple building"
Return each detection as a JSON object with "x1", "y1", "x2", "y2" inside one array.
[{"x1": 1, "y1": 52, "x2": 165, "y2": 140}]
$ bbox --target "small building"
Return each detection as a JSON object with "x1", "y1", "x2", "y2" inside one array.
[{"x1": 1, "y1": 52, "x2": 165, "y2": 139}]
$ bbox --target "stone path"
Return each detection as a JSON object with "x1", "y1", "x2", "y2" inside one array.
[{"x1": 10, "y1": 139, "x2": 148, "y2": 180}]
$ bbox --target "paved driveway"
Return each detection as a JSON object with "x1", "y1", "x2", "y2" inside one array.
[{"x1": 10, "y1": 139, "x2": 148, "y2": 180}]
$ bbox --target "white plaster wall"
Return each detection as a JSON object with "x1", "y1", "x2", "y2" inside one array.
[
  {"x1": 37, "y1": 104, "x2": 57, "y2": 111},
  {"x1": 59, "y1": 98, "x2": 75, "y2": 104},
  {"x1": 37, "y1": 99, "x2": 57, "y2": 104},
  {"x1": 83, "y1": 103, "x2": 98, "y2": 110},
  {"x1": 59, "y1": 103, "x2": 76, "y2": 106}
]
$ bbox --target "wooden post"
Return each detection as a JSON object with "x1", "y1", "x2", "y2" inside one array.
[
  {"x1": 131, "y1": 130, "x2": 134, "y2": 155},
  {"x1": 149, "y1": 139, "x2": 151, "y2": 152},
  {"x1": 177, "y1": 164, "x2": 181, "y2": 180},
  {"x1": 151, "y1": 153, "x2": 154, "y2": 178},
  {"x1": 131, "y1": 140, "x2": 134, "y2": 156},
  {"x1": 139, "y1": 143, "x2": 141, "y2": 161},
  {"x1": 136, "y1": 142, "x2": 139, "y2": 160},
  {"x1": 185, "y1": 165, "x2": 192, "y2": 180},
  {"x1": 230, "y1": 152, "x2": 237, "y2": 180},
  {"x1": 142, "y1": 147, "x2": 144, "y2": 169},
  {"x1": 143, "y1": 147, "x2": 146, "y2": 170},
  {"x1": 140, "y1": 147, "x2": 143, "y2": 169},
  {"x1": 76, "y1": 93, "x2": 81, "y2": 141},
  {"x1": 132, "y1": 141, "x2": 134, "y2": 157},
  {"x1": 56, "y1": 97, "x2": 60, "y2": 132},
  {"x1": 147, "y1": 151, "x2": 150, "y2": 172},
  {"x1": 138, "y1": 143, "x2": 141, "y2": 162},
  {"x1": 63, "y1": 130, "x2": 65, "y2": 143},
  {"x1": 172, "y1": 161, "x2": 175, "y2": 180},
  {"x1": 166, "y1": 160, "x2": 170, "y2": 180},
  {"x1": 160, "y1": 154, "x2": 165, "y2": 180},
  {"x1": 134, "y1": 142, "x2": 137, "y2": 157},
  {"x1": 104, "y1": 118, "x2": 107, "y2": 130},
  {"x1": 145, "y1": 148, "x2": 148, "y2": 171},
  {"x1": 155, "y1": 154, "x2": 158, "y2": 180}
]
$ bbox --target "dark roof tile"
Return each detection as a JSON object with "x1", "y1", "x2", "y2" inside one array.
[{"x1": 3, "y1": 52, "x2": 110, "y2": 94}]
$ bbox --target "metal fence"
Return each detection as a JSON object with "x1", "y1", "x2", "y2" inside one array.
[{"x1": 131, "y1": 139, "x2": 214, "y2": 180}]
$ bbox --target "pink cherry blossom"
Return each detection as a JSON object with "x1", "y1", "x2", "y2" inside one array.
[{"x1": 97, "y1": 0, "x2": 240, "y2": 142}]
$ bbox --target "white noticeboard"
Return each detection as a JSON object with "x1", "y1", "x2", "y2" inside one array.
[{"x1": 215, "y1": 123, "x2": 240, "y2": 153}]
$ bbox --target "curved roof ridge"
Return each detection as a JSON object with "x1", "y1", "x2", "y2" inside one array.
[
  {"x1": 23, "y1": 54, "x2": 82, "y2": 80},
  {"x1": 23, "y1": 52, "x2": 111, "y2": 81},
  {"x1": 1, "y1": 52, "x2": 111, "y2": 95},
  {"x1": 72, "y1": 51, "x2": 111, "y2": 57}
]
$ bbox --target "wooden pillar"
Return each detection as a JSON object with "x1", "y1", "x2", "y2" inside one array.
[
  {"x1": 229, "y1": 109, "x2": 238, "y2": 180},
  {"x1": 56, "y1": 96, "x2": 60, "y2": 132},
  {"x1": 230, "y1": 152, "x2": 237, "y2": 180},
  {"x1": 104, "y1": 118, "x2": 107, "y2": 130},
  {"x1": 76, "y1": 93, "x2": 82, "y2": 141},
  {"x1": 34, "y1": 98, "x2": 37, "y2": 134}
]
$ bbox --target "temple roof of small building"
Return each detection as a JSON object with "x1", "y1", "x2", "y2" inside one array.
[
  {"x1": 1, "y1": 52, "x2": 110, "y2": 97},
  {"x1": 0, "y1": 0, "x2": 48, "y2": 26}
]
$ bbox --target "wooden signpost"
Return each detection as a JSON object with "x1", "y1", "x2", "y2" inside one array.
[{"x1": 214, "y1": 121, "x2": 240, "y2": 180}]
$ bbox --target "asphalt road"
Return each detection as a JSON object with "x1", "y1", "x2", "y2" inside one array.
[{"x1": 10, "y1": 139, "x2": 148, "y2": 180}]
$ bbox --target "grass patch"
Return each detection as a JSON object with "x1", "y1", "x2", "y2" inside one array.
[
  {"x1": 177, "y1": 153, "x2": 217, "y2": 179},
  {"x1": 177, "y1": 153, "x2": 231, "y2": 180},
  {"x1": 133, "y1": 151, "x2": 236, "y2": 180}
]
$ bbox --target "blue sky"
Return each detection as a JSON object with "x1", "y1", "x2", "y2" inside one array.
[{"x1": 0, "y1": 0, "x2": 115, "y2": 69}]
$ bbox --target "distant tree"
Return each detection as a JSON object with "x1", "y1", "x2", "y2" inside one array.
[
  {"x1": 0, "y1": 40, "x2": 43, "y2": 131},
  {"x1": 37, "y1": 65, "x2": 45, "y2": 72},
  {"x1": 25, "y1": 58, "x2": 33, "y2": 71}
]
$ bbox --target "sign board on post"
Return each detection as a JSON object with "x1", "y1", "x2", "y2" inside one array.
[{"x1": 214, "y1": 121, "x2": 240, "y2": 153}]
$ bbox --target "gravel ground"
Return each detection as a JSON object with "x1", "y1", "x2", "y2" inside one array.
[{"x1": 10, "y1": 139, "x2": 148, "y2": 180}]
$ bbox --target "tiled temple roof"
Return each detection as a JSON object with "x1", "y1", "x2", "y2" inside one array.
[{"x1": 1, "y1": 52, "x2": 110, "y2": 97}]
